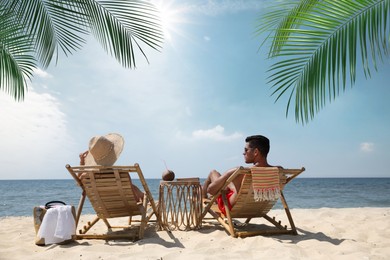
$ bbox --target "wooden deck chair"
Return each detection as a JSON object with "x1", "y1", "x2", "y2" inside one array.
[
  {"x1": 201, "y1": 166, "x2": 305, "y2": 238},
  {"x1": 66, "y1": 163, "x2": 159, "y2": 240}
]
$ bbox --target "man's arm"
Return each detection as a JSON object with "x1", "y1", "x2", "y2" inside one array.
[{"x1": 207, "y1": 167, "x2": 238, "y2": 195}]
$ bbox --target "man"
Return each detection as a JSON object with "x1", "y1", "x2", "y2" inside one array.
[
  {"x1": 79, "y1": 133, "x2": 144, "y2": 202},
  {"x1": 202, "y1": 135, "x2": 274, "y2": 214}
]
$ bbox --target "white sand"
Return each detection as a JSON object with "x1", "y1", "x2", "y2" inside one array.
[{"x1": 0, "y1": 208, "x2": 389, "y2": 260}]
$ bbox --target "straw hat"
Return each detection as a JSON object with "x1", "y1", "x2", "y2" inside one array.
[{"x1": 84, "y1": 133, "x2": 124, "y2": 166}]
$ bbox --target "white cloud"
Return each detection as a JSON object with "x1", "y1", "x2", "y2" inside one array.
[
  {"x1": 0, "y1": 87, "x2": 74, "y2": 179},
  {"x1": 204, "y1": 36, "x2": 211, "y2": 42},
  {"x1": 360, "y1": 142, "x2": 374, "y2": 152},
  {"x1": 33, "y1": 68, "x2": 52, "y2": 79},
  {"x1": 192, "y1": 125, "x2": 242, "y2": 141}
]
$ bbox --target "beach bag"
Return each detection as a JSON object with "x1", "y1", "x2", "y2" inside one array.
[{"x1": 33, "y1": 201, "x2": 76, "y2": 246}]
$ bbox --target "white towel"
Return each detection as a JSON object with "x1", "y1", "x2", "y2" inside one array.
[{"x1": 37, "y1": 205, "x2": 76, "y2": 245}]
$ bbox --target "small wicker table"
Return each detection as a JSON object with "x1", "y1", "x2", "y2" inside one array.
[{"x1": 158, "y1": 178, "x2": 202, "y2": 231}]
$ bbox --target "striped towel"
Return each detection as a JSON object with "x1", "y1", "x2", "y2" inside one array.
[{"x1": 251, "y1": 167, "x2": 281, "y2": 201}]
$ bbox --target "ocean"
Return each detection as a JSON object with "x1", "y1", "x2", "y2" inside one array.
[{"x1": 1, "y1": 178, "x2": 390, "y2": 218}]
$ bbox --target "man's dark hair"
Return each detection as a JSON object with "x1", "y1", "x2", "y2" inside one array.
[{"x1": 245, "y1": 135, "x2": 270, "y2": 156}]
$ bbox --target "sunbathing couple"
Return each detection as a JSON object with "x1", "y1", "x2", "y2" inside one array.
[{"x1": 80, "y1": 133, "x2": 273, "y2": 213}]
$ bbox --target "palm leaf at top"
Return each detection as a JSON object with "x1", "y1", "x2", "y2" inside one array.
[
  {"x1": 0, "y1": 0, "x2": 163, "y2": 101},
  {"x1": 0, "y1": 5, "x2": 36, "y2": 100},
  {"x1": 81, "y1": 0, "x2": 163, "y2": 68},
  {"x1": 257, "y1": 0, "x2": 390, "y2": 123}
]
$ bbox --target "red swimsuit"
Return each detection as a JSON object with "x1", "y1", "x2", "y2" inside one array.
[{"x1": 217, "y1": 188, "x2": 234, "y2": 215}]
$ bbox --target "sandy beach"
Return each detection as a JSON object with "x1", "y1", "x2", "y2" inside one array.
[{"x1": 0, "y1": 208, "x2": 389, "y2": 260}]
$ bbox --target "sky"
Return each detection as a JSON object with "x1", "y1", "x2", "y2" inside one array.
[{"x1": 1, "y1": 0, "x2": 389, "y2": 180}]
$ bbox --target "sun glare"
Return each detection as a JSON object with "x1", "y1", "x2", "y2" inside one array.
[{"x1": 154, "y1": 0, "x2": 187, "y2": 44}]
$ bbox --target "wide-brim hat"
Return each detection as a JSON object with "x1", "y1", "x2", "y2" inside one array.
[{"x1": 84, "y1": 133, "x2": 124, "y2": 166}]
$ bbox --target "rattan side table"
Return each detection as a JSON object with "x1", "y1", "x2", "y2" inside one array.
[{"x1": 158, "y1": 178, "x2": 202, "y2": 231}]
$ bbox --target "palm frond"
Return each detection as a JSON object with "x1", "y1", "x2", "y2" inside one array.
[
  {"x1": 7, "y1": 0, "x2": 87, "y2": 68},
  {"x1": 1, "y1": 0, "x2": 164, "y2": 100},
  {"x1": 258, "y1": 0, "x2": 390, "y2": 124},
  {"x1": 0, "y1": 5, "x2": 36, "y2": 100},
  {"x1": 81, "y1": 0, "x2": 163, "y2": 68},
  {"x1": 255, "y1": 1, "x2": 301, "y2": 50}
]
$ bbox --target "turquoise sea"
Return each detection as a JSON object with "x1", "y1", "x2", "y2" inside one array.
[{"x1": 1, "y1": 178, "x2": 390, "y2": 218}]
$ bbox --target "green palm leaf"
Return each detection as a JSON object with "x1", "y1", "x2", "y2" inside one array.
[
  {"x1": 6, "y1": 0, "x2": 88, "y2": 68},
  {"x1": 81, "y1": 0, "x2": 163, "y2": 68},
  {"x1": 0, "y1": 0, "x2": 163, "y2": 101},
  {"x1": 0, "y1": 5, "x2": 36, "y2": 100},
  {"x1": 257, "y1": 0, "x2": 390, "y2": 123}
]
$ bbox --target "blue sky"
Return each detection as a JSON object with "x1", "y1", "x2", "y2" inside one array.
[{"x1": 1, "y1": 0, "x2": 389, "y2": 180}]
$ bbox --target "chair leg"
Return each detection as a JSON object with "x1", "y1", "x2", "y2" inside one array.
[
  {"x1": 279, "y1": 191, "x2": 297, "y2": 235},
  {"x1": 75, "y1": 192, "x2": 86, "y2": 227},
  {"x1": 146, "y1": 193, "x2": 157, "y2": 223},
  {"x1": 146, "y1": 203, "x2": 157, "y2": 222},
  {"x1": 102, "y1": 218, "x2": 112, "y2": 229},
  {"x1": 263, "y1": 214, "x2": 287, "y2": 229},
  {"x1": 221, "y1": 190, "x2": 236, "y2": 237},
  {"x1": 245, "y1": 218, "x2": 252, "y2": 224},
  {"x1": 138, "y1": 197, "x2": 148, "y2": 239},
  {"x1": 79, "y1": 216, "x2": 100, "y2": 234}
]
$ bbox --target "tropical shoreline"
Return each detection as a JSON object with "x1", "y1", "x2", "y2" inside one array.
[{"x1": 0, "y1": 207, "x2": 389, "y2": 260}]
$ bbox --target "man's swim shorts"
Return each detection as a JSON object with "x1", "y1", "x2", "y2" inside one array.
[{"x1": 217, "y1": 188, "x2": 234, "y2": 215}]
